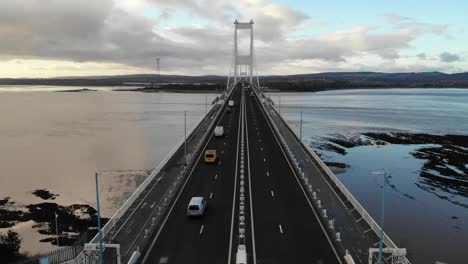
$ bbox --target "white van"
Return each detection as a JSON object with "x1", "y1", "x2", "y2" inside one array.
[
  {"x1": 187, "y1": 197, "x2": 207, "y2": 217},
  {"x1": 228, "y1": 100, "x2": 234, "y2": 107},
  {"x1": 214, "y1": 126, "x2": 224, "y2": 137}
]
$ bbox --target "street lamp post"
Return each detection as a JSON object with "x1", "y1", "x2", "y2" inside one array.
[
  {"x1": 373, "y1": 171, "x2": 388, "y2": 264},
  {"x1": 184, "y1": 111, "x2": 187, "y2": 166},
  {"x1": 300, "y1": 111, "x2": 303, "y2": 142},
  {"x1": 55, "y1": 211, "x2": 59, "y2": 247},
  {"x1": 279, "y1": 96, "x2": 281, "y2": 115},
  {"x1": 95, "y1": 172, "x2": 104, "y2": 264}
]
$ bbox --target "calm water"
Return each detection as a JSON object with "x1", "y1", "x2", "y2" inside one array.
[
  {"x1": 270, "y1": 88, "x2": 468, "y2": 135},
  {"x1": 269, "y1": 88, "x2": 468, "y2": 263},
  {"x1": 0, "y1": 86, "x2": 217, "y2": 253}
]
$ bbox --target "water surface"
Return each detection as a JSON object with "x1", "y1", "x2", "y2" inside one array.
[{"x1": 0, "y1": 87, "x2": 217, "y2": 254}]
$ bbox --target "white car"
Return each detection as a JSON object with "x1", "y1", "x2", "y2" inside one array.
[
  {"x1": 228, "y1": 100, "x2": 234, "y2": 107},
  {"x1": 187, "y1": 197, "x2": 207, "y2": 217},
  {"x1": 214, "y1": 126, "x2": 224, "y2": 137}
]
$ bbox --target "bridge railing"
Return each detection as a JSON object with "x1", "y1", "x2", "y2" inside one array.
[
  {"x1": 252, "y1": 86, "x2": 410, "y2": 263},
  {"x1": 90, "y1": 105, "x2": 217, "y2": 244},
  {"x1": 265, "y1": 100, "x2": 399, "y2": 246},
  {"x1": 117, "y1": 87, "x2": 238, "y2": 260},
  {"x1": 69, "y1": 87, "x2": 238, "y2": 263}
]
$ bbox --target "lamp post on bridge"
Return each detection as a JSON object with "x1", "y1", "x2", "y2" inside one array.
[
  {"x1": 184, "y1": 111, "x2": 187, "y2": 166},
  {"x1": 300, "y1": 111, "x2": 303, "y2": 142},
  {"x1": 279, "y1": 96, "x2": 281, "y2": 115},
  {"x1": 95, "y1": 171, "x2": 104, "y2": 264},
  {"x1": 372, "y1": 170, "x2": 388, "y2": 264},
  {"x1": 55, "y1": 211, "x2": 59, "y2": 247}
]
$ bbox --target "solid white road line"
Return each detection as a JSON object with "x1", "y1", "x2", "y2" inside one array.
[
  {"x1": 264, "y1": 158, "x2": 266, "y2": 162},
  {"x1": 253, "y1": 92, "x2": 343, "y2": 263},
  {"x1": 141, "y1": 89, "x2": 235, "y2": 264},
  {"x1": 270, "y1": 190, "x2": 275, "y2": 197},
  {"x1": 266, "y1": 171, "x2": 269, "y2": 176},
  {"x1": 245, "y1": 92, "x2": 257, "y2": 264},
  {"x1": 210, "y1": 192, "x2": 213, "y2": 199},
  {"x1": 227, "y1": 89, "x2": 243, "y2": 264},
  {"x1": 150, "y1": 202, "x2": 156, "y2": 208},
  {"x1": 215, "y1": 174, "x2": 218, "y2": 180},
  {"x1": 199, "y1": 225, "x2": 204, "y2": 235},
  {"x1": 278, "y1": 224, "x2": 283, "y2": 234}
]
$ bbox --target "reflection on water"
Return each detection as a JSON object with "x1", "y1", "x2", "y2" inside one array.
[
  {"x1": 270, "y1": 88, "x2": 468, "y2": 264},
  {"x1": 0, "y1": 88, "x2": 217, "y2": 254}
]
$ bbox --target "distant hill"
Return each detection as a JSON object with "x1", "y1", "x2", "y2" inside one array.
[
  {"x1": 0, "y1": 74, "x2": 226, "y2": 86},
  {"x1": 260, "y1": 71, "x2": 468, "y2": 91},
  {"x1": 1, "y1": 72, "x2": 468, "y2": 91}
]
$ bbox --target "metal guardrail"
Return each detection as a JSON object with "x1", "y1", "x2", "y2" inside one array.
[
  {"x1": 90, "y1": 110, "x2": 212, "y2": 244},
  {"x1": 255, "y1": 87, "x2": 410, "y2": 263},
  {"x1": 266, "y1": 100, "x2": 399, "y2": 249},
  {"x1": 119, "y1": 87, "x2": 238, "y2": 260},
  {"x1": 12, "y1": 234, "x2": 88, "y2": 264},
  {"x1": 69, "y1": 111, "x2": 216, "y2": 263}
]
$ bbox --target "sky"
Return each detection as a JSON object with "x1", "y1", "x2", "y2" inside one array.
[{"x1": 0, "y1": 0, "x2": 467, "y2": 78}]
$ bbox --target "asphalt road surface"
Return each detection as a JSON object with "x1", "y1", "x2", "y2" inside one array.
[{"x1": 141, "y1": 84, "x2": 340, "y2": 264}]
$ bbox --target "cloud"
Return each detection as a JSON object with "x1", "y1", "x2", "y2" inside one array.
[
  {"x1": 439, "y1": 52, "x2": 462, "y2": 63},
  {"x1": 0, "y1": 0, "x2": 460, "y2": 76}
]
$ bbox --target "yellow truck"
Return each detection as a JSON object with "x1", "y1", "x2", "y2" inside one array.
[{"x1": 204, "y1": 150, "x2": 217, "y2": 163}]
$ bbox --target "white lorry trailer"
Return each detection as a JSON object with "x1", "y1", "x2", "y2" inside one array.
[{"x1": 214, "y1": 126, "x2": 224, "y2": 137}]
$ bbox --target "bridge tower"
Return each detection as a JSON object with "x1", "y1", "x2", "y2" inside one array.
[{"x1": 229, "y1": 19, "x2": 259, "y2": 88}]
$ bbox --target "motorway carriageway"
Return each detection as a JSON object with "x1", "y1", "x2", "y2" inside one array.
[{"x1": 140, "y1": 84, "x2": 340, "y2": 264}]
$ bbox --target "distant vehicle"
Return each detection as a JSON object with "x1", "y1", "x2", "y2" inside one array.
[
  {"x1": 204, "y1": 150, "x2": 217, "y2": 163},
  {"x1": 228, "y1": 100, "x2": 234, "y2": 107},
  {"x1": 217, "y1": 99, "x2": 225, "y2": 105},
  {"x1": 214, "y1": 126, "x2": 224, "y2": 137},
  {"x1": 187, "y1": 197, "x2": 207, "y2": 217},
  {"x1": 250, "y1": 92, "x2": 254, "y2": 97},
  {"x1": 226, "y1": 107, "x2": 232, "y2": 113}
]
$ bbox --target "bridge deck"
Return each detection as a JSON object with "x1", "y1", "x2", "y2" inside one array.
[{"x1": 140, "y1": 84, "x2": 340, "y2": 263}]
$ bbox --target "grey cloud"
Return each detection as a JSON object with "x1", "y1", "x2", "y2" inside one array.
[
  {"x1": 0, "y1": 0, "x2": 457, "y2": 75},
  {"x1": 417, "y1": 53, "x2": 427, "y2": 60},
  {"x1": 439, "y1": 52, "x2": 462, "y2": 63}
]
